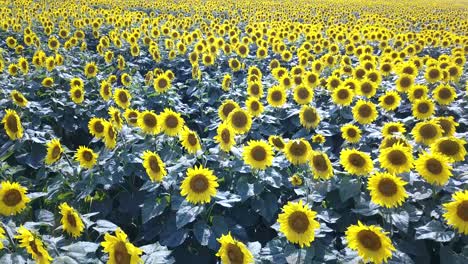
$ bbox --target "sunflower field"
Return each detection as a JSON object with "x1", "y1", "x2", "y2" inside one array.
[{"x1": 0, "y1": 0, "x2": 467, "y2": 263}]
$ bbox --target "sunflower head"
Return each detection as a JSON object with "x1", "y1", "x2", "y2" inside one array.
[
  {"x1": 160, "y1": 108, "x2": 185, "y2": 136},
  {"x1": 277, "y1": 200, "x2": 320, "y2": 247},
  {"x1": 284, "y1": 139, "x2": 312, "y2": 165},
  {"x1": 332, "y1": 85, "x2": 354, "y2": 106},
  {"x1": 2, "y1": 109, "x2": 23, "y2": 140},
  {"x1": 101, "y1": 228, "x2": 143, "y2": 264},
  {"x1": 412, "y1": 98, "x2": 435, "y2": 120},
  {"x1": 75, "y1": 146, "x2": 98, "y2": 169},
  {"x1": 367, "y1": 172, "x2": 408, "y2": 208},
  {"x1": 0, "y1": 181, "x2": 30, "y2": 216},
  {"x1": 431, "y1": 136, "x2": 466, "y2": 162},
  {"x1": 412, "y1": 119, "x2": 443, "y2": 145},
  {"x1": 113, "y1": 88, "x2": 131, "y2": 109},
  {"x1": 84, "y1": 62, "x2": 98, "y2": 78},
  {"x1": 142, "y1": 150, "x2": 167, "y2": 182},
  {"x1": 415, "y1": 151, "x2": 453, "y2": 186},
  {"x1": 299, "y1": 105, "x2": 320, "y2": 129},
  {"x1": 218, "y1": 100, "x2": 240, "y2": 121},
  {"x1": 10, "y1": 90, "x2": 28, "y2": 108},
  {"x1": 293, "y1": 84, "x2": 314, "y2": 105},
  {"x1": 289, "y1": 174, "x2": 303, "y2": 186},
  {"x1": 340, "y1": 148, "x2": 373, "y2": 176},
  {"x1": 382, "y1": 122, "x2": 406, "y2": 137},
  {"x1": 70, "y1": 86, "x2": 85, "y2": 104},
  {"x1": 267, "y1": 85, "x2": 287, "y2": 107},
  {"x1": 59, "y1": 202, "x2": 85, "y2": 238},
  {"x1": 378, "y1": 143, "x2": 414, "y2": 174},
  {"x1": 215, "y1": 123, "x2": 235, "y2": 152},
  {"x1": 45, "y1": 138, "x2": 63, "y2": 165},
  {"x1": 180, "y1": 128, "x2": 202, "y2": 154},
  {"x1": 268, "y1": 135, "x2": 286, "y2": 151},
  {"x1": 379, "y1": 91, "x2": 401, "y2": 111},
  {"x1": 124, "y1": 109, "x2": 140, "y2": 127},
  {"x1": 227, "y1": 108, "x2": 252, "y2": 135},
  {"x1": 15, "y1": 226, "x2": 53, "y2": 263},
  {"x1": 433, "y1": 84, "x2": 456, "y2": 106},
  {"x1": 309, "y1": 151, "x2": 333, "y2": 180},
  {"x1": 242, "y1": 140, "x2": 274, "y2": 170},
  {"x1": 345, "y1": 221, "x2": 396, "y2": 264},
  {"x1": 180, "y1": 165, "x2": 219, "y2": 204},
  {"x1": 443, "y1": 190, "x2": 468, "y2": 235},
  {"x1": 88, "y1": 117, "x2": 106, "y2": 138},
  {"x1": 341, "y1": 123, "x2": 361, "y2": 144},
  {"x1": 153, "y1": 73, "x2": 172, "y2": 93},
  {"x1": 352, "y1": 100, "x2": 378, "y2": 124},
  {"x1": 103, "y1": 121, "x2": 117, "y2": 149},
  {"x1": 216, "y1": 232, "x2": 254, "y2": 264}
]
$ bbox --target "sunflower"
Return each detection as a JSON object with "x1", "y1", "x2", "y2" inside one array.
[
  {"x1": 15, "y1": 226, "x2": 53, "y2": 264},
  {"x1": 0, "y1": 181, "x2": 30, "y2": 216},
  {"x1": 284, "y1": 139, "x2": 312, "y2": 165},
  {"x1": 302, "y1": 71, "x2": 319, "y2": 88},
  {"x1": 407, "y1": 85, "x2": 428, "y2": 102},
  {"x1": 180, "y1": 165, "x2": 219, "y2": 204},
  {"x1": 357, "y1": 79, "x2": 377, "y2": 98},
  {"x1": 412, "y1": 98, "x2": 435, "y2": 120},
  {"x1": 242, "y1": 140, "x2": 274, "y2": 170},
  {"x1": 10, "y1": 90, "x2": 28, "y2": 107},
  {"x1": 433, "y1": 84, "x2": 457, "y2": 105},
  {"x1": 395, "y1": 74, "x2": 414, "y2": 92},
  {"x1": 141, "y1": 150, "x2": 167, "y2": 182},
  {"x1": 70, "y1": 77, "x2": 84, "y2": 89},
  {"x1": 289, "y1": 174, "x2": 303, "y2": 186},
  {"x1": 124, "y1": 109, "x2": 140, "y2": 127},
  {"x1": 214, "y1": 123, "x2": 235, "y2": 152},
  {"x1": 299, "y1": 105, "x2": 320, "y2": 129},
  {"x1": 267, "y1": 85, "x2": 287, "y2": 107},
  {"x1": 153, "y1": 73, "x2": 171, "y2": 93},
  {"x1": 222, "y1": 74, "x2": 231, "y2": 91},
  {"x1": 218, "y1": 100, "x2": 240, "y2": 121},
  {"x1": 352, "y1": 100, "x2": 378, "y2": 124},
  {"x1": 412, "y1": 119, "x2": 442, "y2": 145},
  {"x1": 247, "y1": 81, "x2": 263, "y2": 98},
  {"x1": 443, "y1": 190, "x2": 468, "y2": 235},
  {"x1": 74, "y1": 146, "x2": 98, "y2": 169},
  {"x1": 108, "y1": 107, "x2": 123, "y2": 130},
  {"x1": 45, "y1": 138, "x2": 63, "y2": 165},
  {"x1": 100, "y1": 80, "x2": 112, "y2": 101},
  {"x1": 180, "y1": 128, "x2": 202, "y2": 154},
  {"x1": 415, "y1": 152, "x2": 453, "y2": 186},
  {"x1": 435, "y1": 116, "x2": 458, "y2": 137},
  {"x1": 59, "y1": 202, "x2": 85, "y2": 238},
  {"x1": 367, "y1": 172, "x2": 408, "y2": 208},
  {"x1": 332, "y1": 85, "x2": 354, "y2": 106},
  {"x1": 84, "y1": 62, "x2": 98, "y2": 78},
  {"x1": 70, "y1": 86, "x2": 85, "y2": 104},
  {"x1": 88, "y1": 117, "x2": 106, "y2": 138},
  {"x1": 103, "y1": 121, "x2": 117, "y2": 149},
  {"x1": 379, "y1": 143, "x2": 414, "y2": 174},
  {"x1": 101, "y1": 228, "x2": 143, "y2": 264},
  {"x1": 2, "y1": 109, "x2": 23, "y2": 140},
  {"x1": 227, "y1": 108, "x2": 252, "y2": 135},
  {"x1": 268, "y1": 135, "x2": 285, "y2": 151},
  {"x1": 42, "y1": 77, "x2": 54, "y2": 87},
  {"x1": 431, "y1": 137, "x2": 466, "y2": 162},
  {"x1": 424, "y1": 65, "x2": 442, "y2": 83},
  {"x1": 136, "y1": 110, "x2": 159, "y2": 134},
  {"x1": 340, "y1": 148, "x2": 373, "y2": 176},
  {"x1": 345, "y1": 221, "x2": 395, "y2": 264},
  {"x1": 245, "y1": 97, "x2": 264, "y2": 117},
  {"x1": 277, "y1": 200, "x2": 320, "y2": 248},
  {"x1": 113, "y1": 88, "x2": 131, "y2": 109},
  {"x1": 159, "y1": 109, "x2": 185, "y2": 136},
  {"x1": 312, "y1": 134, "x2": 326, "y2": 144},
  {"x1": 378, "y1": 91, "x2": 401, "y2": 111},
  {"x1": 229, "y1": 58, "x2": 242, "y2": 72},
  {"x1": 309, "y1": 151, "x2": 333, "y2": 180},
  {"x1": 121, "y1": 73, "x2": 132, "y2": 87},
  {"x1": 293, "y1": 85, "x2": 314, "y2": 105},
  {"x1": 341, "y1": 123, "x2": 362, "y2": 143},
  {"x1": 216, "y1": 232, "x2": 254, "y2": 264},
  {"x1": 0, "y1": 225, "x2": 5, "y2": 249},
  {"x1": 382, "y1": 122, "x2": 406, "y2": 137}
]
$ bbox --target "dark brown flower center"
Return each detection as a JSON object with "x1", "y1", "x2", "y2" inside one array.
[
  {"x1": 438, "y1": 140, "x2": 459, "y2": 156},
  {"x1": 74, "y1": 89, "x2": 82, "y2": 98},
  {"x1": 250, "y1": 84, "x2": 260, "y2": 96},
  {"x1": 387, "y1": 149, "x2": 407, "y2": 165},
  {"x1": 94, "y1": 122, "x2": 104, "y2": 133},
  {"x1": 114, "y1": 241, "x2": 131, "y2": 264},
  {"x1": 378, "y1": 178, "x2": 398, "y2": 196},
  {"x1": 413, "y1": 89, "x2": 424, "y2": 99},
  {"x1": 149, "y1": 156, "x2": 160, "y2": 172},
  {"x1": 6, "y1": 115, "x2": 19, "y2": 133},
  {"x1": 298, "y1": 87, "x2": 310, "y2": 99},
  {"x1": 221, "y1": 129, "x2": 231, "y2": 143},
  {"x1": 357, "y1": 230, "x2": 382, "y2": 251},
  {"x1": 231, "y1": 112, "x2": 247, "y2": 128},
  {"x1": 358, "y1": 104, "x2": 372, "y2": 118},
  {"x1": 384, "y1": 95, "x2": 395, "y2": 106},
  {"x1": 165, "y1": 115, "x2": 178, "y2": 129},
  {"x1": 289, "y1": 141, "x2": 307, "y2": 156},
  {"x1": 250, "y1": 101, "x2": 259, "y2": 111},
  {"x1": 348, "y1": 153, "x2": 366, "y2": 167},
  {"x1": 3, "y1": 189, "x2": 22, "y2": 206},
  {"x1": 417, "y1": 102, "x2": 430, "y2": 113},
  {"x1": 52, "y1": 145, "x2": 61, "y2": 159},
  {"x1": 82, "y1": 150, "x2": 93, "y2": 162},
  {"x1": 312, "y1": 154, "x2": 329, "y2": 172},
  {"x1": 288, "y1": 211, "x2": 310, "y2": 233},
  {"x1": 108, "y1": 126, "x2": 115, "y2": 139},
  {"x1": 428, "y1": 68, "x2": 440, "y2": 79},
  {"x1": 143, "y1": 114, "x2": 157, "y2": 128},
  {"x1": 227, "y1": 243, "x2": 244, "y2": 264},
  {"x1": 190, "y1": 174, "x2": 209, "y2": 193},
  {"x1": 271, "y1": 90, "x2": 283, "y2": 102},
  {"x1": 272, "y1": 138, "x2": 284, "y2": 148},
  {"x1": 158, "y1": 78, "x2": 168, "y2": 89},
  {"x1": 426, "y1": 158, "x2": 442, "y2": 174},
  {"x1": 399, "y1": 77, "x2": 411, "y2": 88},
  {"x1": 337, "y1": 89, "x2": 349, "y2": 100},
  {"x1": 419, "y1": 124, "x2": 438, "y2": 139},
  {"x1": 251, "y1": 146, "x2": 267, "y2": 161},
  {"x1": 13, "y1": 93, "x2": 24, "y2": 103},
  {"x1": 118, "y1": 91, "x2": 128, "y2": 103},
  {"x1": 456, "y1": 201, "x2": 468, "y2": 221},
  {"x1": 347, "y1": 128, "x2": 357, "y2": 138},
  {"x1": 222, "y1": 103, "x2": 236, "y2": 118},
  {"x1": 438, "y1": 120, "x2": 451, "y2": 136},
  {"x1": 187, "y1": 133, "x2": 198, "y2": 146},
  {"x1": 361, "y1": 83, "x2": 372, "y2": 94},
  {"x1": 29, "y1": 240, "x2": 43, "y2": 257},
  {"x1": 438, "y1": 88, "x2": 452, "y2": 100},
  {"x1": 67, "y1": 213, "x2": 77, "y2": 227},
  {"x1": 303, "y1": 108, "x2": 317, "y2": 123}
]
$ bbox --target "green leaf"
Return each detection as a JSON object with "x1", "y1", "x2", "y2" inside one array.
[
  {"x1": 415, "y1": 220, "x2": 455, "y2": 242},
  {"x1": 175, "y1": 201, "x2": 204, "y2": 228}
]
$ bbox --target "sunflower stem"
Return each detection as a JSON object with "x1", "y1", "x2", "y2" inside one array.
[
  {"x1": 297, "y1": 248, "x2": 302, "y2": 264},
  {"x1": 1, "y1": 222, "x2": 16, "y2": 250}
]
